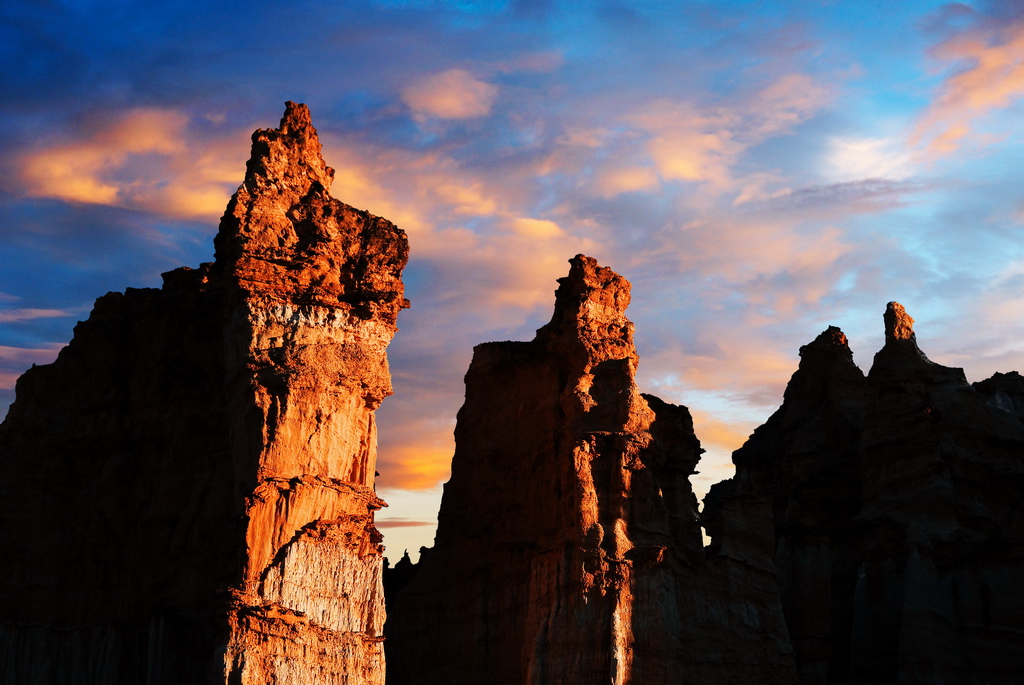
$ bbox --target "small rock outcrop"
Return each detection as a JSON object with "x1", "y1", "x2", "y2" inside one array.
[
  {"x1": 707, "y1": 302, "x2": 1024, "y2": 683},
  {"x1": 385, "y1": 255, "x2": 794, "y2": 684},
  {"x1": 0, "y1": 102, "x2": 408, "y2": 684}
]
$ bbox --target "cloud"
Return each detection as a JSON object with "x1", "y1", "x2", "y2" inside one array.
[
  {"x1": 0, "y1": 309, "x2": 69, "y2": 323},
  {"x1": 375, "y1": 519, "x2": 436, "y2": 529},
  {"x1": 826, "y1": 137, "x2": 913, "y2": 182},
  {"x1": 689, "y1": 407, "x2": 757, "y2": 458},
  {"x1": 737, "y1": 179, "x2": 924, "y2": 215},
  {"x1": 594, "y1": 164, "x2": 660, "y2": 197},
  {"x1": 377, "y1": 424, "x2": 455, "y2": 491},
  {"x1": 913, "y1": 16, "x2": 1024, "y2": 156},
  {"x1": 595, "y1": 73, "x2": 831, "y2": 192},
  {"x1": 15, "y1": 108, "x2": 246, "y2": 219},
  {"x1": 401, "y1": 69, "x2": 499, "y2": 119}
]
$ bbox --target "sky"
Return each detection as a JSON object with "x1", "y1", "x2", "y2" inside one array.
[{"x1": 3, "y1": 0, "x2": 1024, "y2": 561}]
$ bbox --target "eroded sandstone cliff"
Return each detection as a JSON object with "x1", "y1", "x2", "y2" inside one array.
[
  {"x1": 385, "y1": 255, "x2": 794, "y2": 684},
  {"x1": 0, "y1": 102, "x2": 407, "y2": 684}
]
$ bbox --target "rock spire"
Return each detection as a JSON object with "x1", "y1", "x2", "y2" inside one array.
[
  {"x1": 385, "y1": 255, "x2": 793, "y2": 684},
  {"x1": 0, "y1": 102, "x2": 407, "y2": 684},
  {"x1": 883, "y1": 301, "x2": 915, "y2": 344}
]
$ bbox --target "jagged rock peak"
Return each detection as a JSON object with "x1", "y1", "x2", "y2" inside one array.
[
  {"x1": 799, "y1": 325, "x2": 854, "y2": 362},
  {"x1": 884, "y1": 301, "x2": 915, "y2": 344},
  {"x1": 242, "y1": 100, "x2": 335, "y2": 195},
  {"x1": 536, "y1": 254, "x2": 634, "y2": 361},
  {"x1": 213, "y1": 101, "x2": 409, "y2": 319}
]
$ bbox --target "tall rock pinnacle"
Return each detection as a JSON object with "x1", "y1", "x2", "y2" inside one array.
[
  {"x1": 0, "y1": 103, "x2": 407, "y2": 684},
  {"x1": 385, "y1": 255, "x2": 792, "y2": 684},
  {"x1": 883, "y1": 301, "x2": 915, "y2": 344}
]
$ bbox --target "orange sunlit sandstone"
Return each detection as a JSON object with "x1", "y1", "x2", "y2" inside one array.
[{"x1": 0, "y1": 103, "x2": 407, "y2": 683}]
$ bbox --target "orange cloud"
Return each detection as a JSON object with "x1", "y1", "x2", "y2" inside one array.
[
  {"x1": 594, "y1": 165, "x2": 660, "y2": 197},
  {"x1": 17, "y1": 108, "x2": 246, "y2": 218},
  {"x1": 401, "y1": 69, "x2": 499, "y2": 119},
  {"x1": 432, "y1": 181, "x2": 499, "y2": 216},
  {"x1": 625, "y1": 101, "x2": 737, "y2": 187},
  {"x1": 377, "y1": 442, "x2": 453, "y2": 491},
  {"x1": 375, "y1": 519, "x2": 436, "y2": 529},
  {"x1": 689, "y1": 407, "x2": 757, "y2": 456},
  {"x1": 616, "y1": 73, "x2": 829, "y2": 191},
  {"x1": 913, "y1": 19, "x2": 1024, "y2": 156}
]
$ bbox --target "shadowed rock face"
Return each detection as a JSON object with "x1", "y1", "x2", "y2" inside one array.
[
  {"x1": 707, "y1": 302, "x2": 1024, "y2": 685},
  {"x1": 853, "y1": 303, "x2": 1024, "y2": 684},
  {"x1": 0, "y1": 102, "x2": 408, "y2": 684},
  {"x1": 385, "y1": 255, "x2": 794, "y2": 685},
  {"x1": 706, "y1": 325, "x2": 869, "y2": 684}
]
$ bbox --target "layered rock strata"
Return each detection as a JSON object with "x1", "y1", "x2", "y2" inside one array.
[
  {"x1": 706, "y1": 302, "x2": 1024, "y2": 684},
  {"x1": 0, "y1": 102, "x2": 407, "y2": 684},
  {"x1": 386, "y1": 255, "x2": 794, "y2": 684}
]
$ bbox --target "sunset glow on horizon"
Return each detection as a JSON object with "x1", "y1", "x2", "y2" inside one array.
[{"x1": 4, "y1": 0, "x2": 1024, "y2": 560}]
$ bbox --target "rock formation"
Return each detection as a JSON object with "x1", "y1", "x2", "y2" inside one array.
[
  {"x1": 385, "y1": 255, "x2": 794, "y2": 684},
  {"x1": 4, "y1": 101, "x2": 1023, "y2": 685},
  {"x1": 0, "y1": 102, "x2": 408, "y2": 684},
  {"x1": 706, "y1": 302, "x2": 1024, "y2": 684}
]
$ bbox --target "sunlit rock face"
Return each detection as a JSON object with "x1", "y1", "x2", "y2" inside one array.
[
  {"x1": 708, "y1": 303, "x2": 1024, "y2": 684},
  {"x1": 385, "y1": 255, "x2": 794, "y2": 684},
  {"x1": 0, "y1": 102, "x2": 408, "y2": 684}
]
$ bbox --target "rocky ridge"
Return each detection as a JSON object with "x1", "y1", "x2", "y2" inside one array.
[
  {"x1": 388, "y1": 290, "x2": 1024, "y2": 684},
  {"x1": 0, "y1": 102, "x2": 408, "y2": 684},
  {"x1": 704, "y1": 302, "x2": 1024, "y2": 683}
]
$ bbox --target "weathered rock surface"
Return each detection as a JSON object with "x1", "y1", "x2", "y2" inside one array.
[
  {"x1": 0, "y1": 102, "x2": 407, "y2": 684},
  {"x1": 385, "y1": 255, "x2": 794, "y2": 684},
  {"x1": 707, "y1": 302, "x2": 1024, "y2": 684}
]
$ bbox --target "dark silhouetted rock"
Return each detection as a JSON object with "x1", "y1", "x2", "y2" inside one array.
[{"x1": 709, "y1": 302, "x2": 1024, "y2": 684}]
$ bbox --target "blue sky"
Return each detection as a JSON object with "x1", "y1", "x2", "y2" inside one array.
[{"x1": 4, "y1": 0, "x2": 1024, "y2": 559}]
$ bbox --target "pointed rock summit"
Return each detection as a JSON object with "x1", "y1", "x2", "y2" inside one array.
[
  {"x1": 0, "y1": 103, "x2": 407, "y2": 684},
  {"x1": 884, "y1": 300, "x2": 916, "y2": 344}
]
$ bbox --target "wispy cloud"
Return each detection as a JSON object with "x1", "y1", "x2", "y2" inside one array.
[
  {"x1": 0, "y1": 309, "x2": 70, "y2": 323},
  {"x1": 913, "y1": 12, "x2": 1024, "y2": 156},
  {"x1": 375, "y1": 519, "x2": 436, "y2": 529}
]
